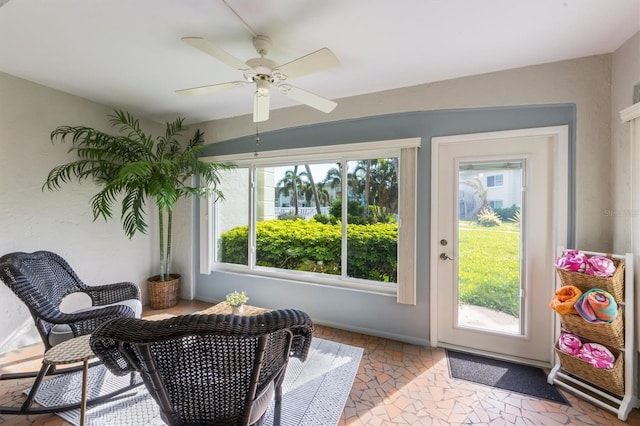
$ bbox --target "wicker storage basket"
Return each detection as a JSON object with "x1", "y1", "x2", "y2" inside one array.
[
  {"x1": 561, "y1": 308, "x2": 624, "y2": 349},
  {"x1": 554, "y1": 340, "x2": 624, "y2": 396},
  {"x1": 555, "y1": 258, "x2": 624, "y2": 303},
  {"x1": 147, "y1": 274, "x2": 181, "y2": 309}
]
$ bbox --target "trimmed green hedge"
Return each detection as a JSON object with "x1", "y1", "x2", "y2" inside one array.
[{"x1": 219, "y1": 219, "x2": 398, "y2": 282}]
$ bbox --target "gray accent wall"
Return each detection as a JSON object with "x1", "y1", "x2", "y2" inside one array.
[{"x1": 195, "y1": 105, "x2": 576, "y2": 345}]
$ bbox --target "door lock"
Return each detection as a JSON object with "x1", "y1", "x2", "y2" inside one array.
[{"x1": 439, "y1": 253, "x2": 455, "y2": 261}]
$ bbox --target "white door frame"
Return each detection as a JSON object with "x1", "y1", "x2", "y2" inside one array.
[{"x1": 430, "y1": 126, "x2": 569, "y2": 364}]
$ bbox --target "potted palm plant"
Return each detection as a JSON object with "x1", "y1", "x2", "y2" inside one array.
[{"x1": 44, "y1": 110, "x2": 230, "y2": 309}]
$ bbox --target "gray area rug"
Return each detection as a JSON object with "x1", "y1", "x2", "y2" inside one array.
[{"x1": 30, "y1": 338, "x2": 363, "y2": 426}]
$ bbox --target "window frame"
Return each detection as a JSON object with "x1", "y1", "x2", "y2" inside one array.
[{"x1": 200, "y1": 138, "x2": 420, "y2": 303}]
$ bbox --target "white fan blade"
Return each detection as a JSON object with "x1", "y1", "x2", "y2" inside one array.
[
  {"x1": 276, "y1": 48, "x2": 339, "y2": 80},
  {"x1": 278, "y1": 84, "x2": 337, "y2": 113},
  {"x1": 176, "y1": 81, "x2": 248, "y2": 96},
  {"x1": 253, "y1": 91, "x2": 270, "y2": 122},
  {"x1": 182, "y1": 37, "x2": 253, "y2": 72}
]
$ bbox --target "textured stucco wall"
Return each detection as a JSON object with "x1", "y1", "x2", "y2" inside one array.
[
  {"x1": 611, "y1": 31, "x2": 640, "y2": 253},
  {"x1": 0, "y1": 72, "x2": 158, "y2": 353}
]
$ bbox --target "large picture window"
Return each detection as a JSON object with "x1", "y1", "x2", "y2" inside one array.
[{"x1": 202, "y1": 139, "x2": 419, "y2": 302}]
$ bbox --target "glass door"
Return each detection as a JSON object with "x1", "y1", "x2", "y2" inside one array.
[
  {"x1": 433, "y1": 130, "x2": 566, "y2": 364},
  {"x1": 457, "y1": 161, "x2": 523, "y2": 334}
]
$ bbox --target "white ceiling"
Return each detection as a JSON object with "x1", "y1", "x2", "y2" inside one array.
[{"x1": 1, "y1": 0, "x2": 638, "y2": 124}]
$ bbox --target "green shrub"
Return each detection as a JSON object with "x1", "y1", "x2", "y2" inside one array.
[
  {"x1": 218, "y1": 225, "x2": 249, "y2": 266},
  {"x1": 219, "y1": 219, "x2": 397, "y2": 282},
  {"x1": 313, "y1": 214, "x2": 331, "y2": 224},
  {"x1": 329, "y1": 199, "x2": 395, "y2": 225},
  {"x1": 366, "y1": 205, "x2": 396, "y2": 224},
  {"x1": 329, "y1": 199, "x2": 368, "y2": 224},
  {"x1": 477, "y1": 208, "x2": 502, "y2": 227},
  {"x1": 330, "y1": 199, "x2": 362, "y2": 218},
  {"x1": 346, "y1": 223, "x2": 397, "y2": 281},
  {"x1": 494, "y1": 204, "x2": 519, "y2": 221}
]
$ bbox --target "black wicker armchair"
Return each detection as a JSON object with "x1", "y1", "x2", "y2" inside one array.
[
  {"x1": 90, "y1": 309, "x2": 314, "y2": 426},
  {"x1": 0, "y1": 250, "x2": 142, "y2": 415}
]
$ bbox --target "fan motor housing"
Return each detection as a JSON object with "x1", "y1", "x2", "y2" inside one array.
[{"x1": 246, "y1": 58, "x2": 277, "y2": 75}]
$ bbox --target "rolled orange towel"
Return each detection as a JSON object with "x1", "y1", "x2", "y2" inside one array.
[{"x1": 549, "y1": 285, "x2": 583, "y2": 315}]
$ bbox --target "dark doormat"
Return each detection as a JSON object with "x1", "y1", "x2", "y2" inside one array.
[{"x1": 446, "y1": 350, "x2": 569, "y2": 405}]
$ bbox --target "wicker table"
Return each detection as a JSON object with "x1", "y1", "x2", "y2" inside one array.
[
  {"x1": 43, "y1": 334, "x2": 94, "y2": 426},
  {"x1": 198, "y1": 301, "x2": 271, "y2": 316}
]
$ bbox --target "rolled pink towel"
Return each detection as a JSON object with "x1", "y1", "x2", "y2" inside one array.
[
  {"x1": 556, "y1": 250, "x2": 588, "y2": 273},
  {"x1": 558, "y1": 333, "x2": 582, "y2": 356},
  {"x1": 579, "y1": 343, "x2": 615, "y2": 369},
  {"x1": 585, "y1": 256, "x2": 616, "y2": 277}
]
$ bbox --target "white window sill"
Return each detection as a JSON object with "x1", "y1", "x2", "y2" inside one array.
[{"x1": 211, "y1": 263, "x2": 397, "y2": 297}]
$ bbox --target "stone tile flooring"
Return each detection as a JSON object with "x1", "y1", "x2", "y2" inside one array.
[{"x1": 1, "y1": 299, "x2": 639, "y2": 425}]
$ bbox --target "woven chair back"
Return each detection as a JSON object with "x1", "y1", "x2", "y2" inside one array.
[{"x1": 91, "y1": 310, "x2": 314, "y2": 426}]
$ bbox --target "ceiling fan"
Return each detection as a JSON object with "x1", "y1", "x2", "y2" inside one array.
[{"x1": 176, "y1": 35, "x2": 340, "y2": 122}]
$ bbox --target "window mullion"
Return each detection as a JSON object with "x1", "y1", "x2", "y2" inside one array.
[
  {"x1": 340, "y1": 160, "x2": 348, "y2": 278},
  {"x1": 248, "y1": 167, "x2": 257, "y2": 269}
]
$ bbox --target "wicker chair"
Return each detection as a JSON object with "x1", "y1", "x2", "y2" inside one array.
[
  {"x1": 0, "y1": 250, "x2": 142, "y2": 415},
  {"x1": 90, "y1": 309, "x2": 314, "y2": 426}
]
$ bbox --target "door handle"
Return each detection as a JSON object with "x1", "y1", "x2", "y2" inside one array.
[{"x1": 439, "y1": 252, "x2": 455, "y2": 261}]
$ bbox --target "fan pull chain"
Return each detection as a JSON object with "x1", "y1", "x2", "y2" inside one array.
[{"x1": 254, "y1": 125, "x2": 260, "y2": 157}]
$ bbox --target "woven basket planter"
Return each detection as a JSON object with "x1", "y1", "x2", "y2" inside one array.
[
  {"x1": 555, "y1": 258, "x2": 625, "y2": 303},
  {"x1": 561, "y1": 308, "x2": 624, "y2": 349},
  {"x1": 554, "y1": 340, "x2": 624, "y2": 396},
  {"x1": 147, "y1": 274, "x2": 181, "y2": 309}
]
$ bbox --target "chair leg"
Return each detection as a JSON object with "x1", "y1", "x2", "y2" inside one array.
[
  {"x1": 273, "y1": 398, "x2": 282, "y2": 426},
  {"x1": 19, "y1": 362, "x2": 51, "y2": 411},
  {"x1": 273, "y1": 370, "x2": 287, "y2": 426},
  {"x1": 0, "y1": 362, "x2": 143, "y2": 415}
]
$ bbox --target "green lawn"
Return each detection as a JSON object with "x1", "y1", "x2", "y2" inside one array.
[{"x1": 458, "y1": 220, "x2": 521, "y2": 317}]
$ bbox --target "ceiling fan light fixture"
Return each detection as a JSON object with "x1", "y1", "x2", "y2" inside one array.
[
  {"x1": 178, "y1": 34, "x2": 339, "y2": 120},
  {"x1": 255, "y1": 78, "x2": 270, "y2": 95}
]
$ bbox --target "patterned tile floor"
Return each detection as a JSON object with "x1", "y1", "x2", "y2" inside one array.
[{"x1": 1, "y1": 299, "x2": 639, "y2": 425}]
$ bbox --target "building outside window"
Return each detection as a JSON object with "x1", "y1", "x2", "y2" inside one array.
[
  {"x1": 486, "y1": 174, "x2": 504, "y2": 187},
  {"x1": 489, "y1": 200, "x2": 504, "y2": 209}
]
